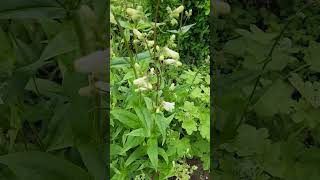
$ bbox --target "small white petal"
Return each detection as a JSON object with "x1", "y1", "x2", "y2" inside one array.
[
  {"x1": 162, "y1": 101, "x2": 175, "y2": 112},
  {"x1": 164, "y1": 59, "x2": 176, "y2": 65}
]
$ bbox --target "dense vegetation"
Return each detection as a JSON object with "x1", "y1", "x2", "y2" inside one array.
[
  {"x1": 213, "y1": 0, "x2": 320, "y2": 179},
  {"x1": 0, "y1": 1, "x2": 107, "y2": 179},
  {"x1": 110, "y1": 0, "x2": 209, "y2": 179}
]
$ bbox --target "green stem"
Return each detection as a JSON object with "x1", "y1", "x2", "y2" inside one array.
[
  {"x1": 113, "y1": 13, "x2": 138, "y2": 78},
  {"x1": 177, "y1": 0, "x2": 185, "y2": 51},
  {"x1": 154, "y1": 0, "x2": 161, "y2": 108}
]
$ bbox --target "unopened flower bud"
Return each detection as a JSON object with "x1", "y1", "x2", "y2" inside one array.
[
  {"x1": 172, "y1": 5, "x2": 184, "y2": 18},
  {"x1": 127, "y1": 8, "x2": 140, "y2": 18},
  {"x1": 133, "y1": 29, "x2": 144, "y2": 40},
  {"x1": 170, "y1": 35, "x2": 176, "y2": 41},
  {"x1": 147, "y1": 40, "x2": 154, "y2": 47},
  {"x1": 163, "y1": 47, "x2": 179, "y2": 59}
]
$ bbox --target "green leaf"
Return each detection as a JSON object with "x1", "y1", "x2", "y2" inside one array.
[
  {"x1": 289, "y1": 73, "x2": 320, "y2": 108},
  {"x1": 25, "y1": 78, "x2": 63, "y2": 96},
  {"x1": 125, "y1": 146, "x2": 146, "y2": 167},
  {"x1": 78, "y1": 143, "x2": 106, "y2": 180},
  {"x1": 221, "y1": 124, "x2": 270, "y2": 156},
  {"x1": 181, "y1": 118, "x2": 197, "y2": 135},
  {"x1": 254, "y1": 79, "x2": 296, "y2": 116},
  {"x1": 111, "y1": 109, "x2": 140, "y2": 129},
  {"x1": 199, "y1": 112, "x2": 210, "y2": 141},
  {"x1": 0, "y1": 0, "x2": 66, "y2": 19},
  {"x1": 44, "y1": 103, "x2": 73, "y2": 151},
  {"x1": 0, "y1": 167, "x2": 18, "y2": 180},
  {"x1": 305, "y1": 41, "x2": 320, "y2": 72},
  {"x1": 180, "y1": 23, "x2": 196, "y2": 34},
  {"x1": 39, "y1": 30, "x2": 78, "y2": 61},
  {"x1": 155, "y1": 113, "x2": 168, "y2": 145},
  {"x1": 147, "y1": 137, "x2": 158, "y2": 171},
  {"x1": 0, "y1": 151, "x2": 91, "y2": 180},
  {"x1": 126, "y1": 128, "x2": 148, "y2": 137},
  {"x1": 134, "y1": 106, "x2": 152, "y2": 136},
  {"x1": 121, "y1": 136, "x2": 144, "y2": 154},
  {"x1": 158, "y1": 147, "x2": 168, "y2": 164}
]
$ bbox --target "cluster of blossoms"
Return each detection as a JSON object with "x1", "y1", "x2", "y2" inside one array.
[
  {"x1": 166, "y1": 5, "x2": 184, "y2": 26},
  {"x1": 161, "y1": 46, "x2": 182, "y2": 67},
  {"x1": 126, "y1": 6, "x2": 144, "y2": 20},
  {"x1": 133, "y1": 76, "x2": 152, "y2": 92},
  {"x1": 123, "y1": 6, "x2": 185, "y2": 113}
]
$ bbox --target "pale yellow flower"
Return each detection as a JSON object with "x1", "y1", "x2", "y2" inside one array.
[
  {"x1": 172, "y1": 5, "x2": 184, "y2": 18},
  {"x1": 133, "y1": 29, "x2": 144, "y2": 40},
  {"x1": 163, "y1": 47, "x2": 179, "y2": 60}
]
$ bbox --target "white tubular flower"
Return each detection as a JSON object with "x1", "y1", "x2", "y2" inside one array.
[
  {"x1": 185, "y1": 9, "x2": 192, "y2": 17},
  {"x1": 126, "y1": 8, "x2": 141, "y2": 19},
  {"x1": 175, "y1": 61, "x2": 182, "y2": 66},
  {"x1": 164, "y1": 59, "x2": 182, "y2": 67},
  {"x1": 133, "y1": 76, "x2": 147, "y2": 86},
  {"x1": 146, "y1": 40, "x2": 154, "y2": 47},
  {"x1": 164, "y1": 59, "x2": 176, "y2": 65},
  {"x1": 163, "y1": 47, "x2": 179, "y2": 60},
  {"x1": 172, "y1": 5, "x2": 184, "y2": 18},
  {"x1": 162, "y1": 101, "x2": 175, "y2": 112},
  {"x1": 170, "y1": 35, "x2": 176, "y2": 41},
  {"x1": 150, "y1": 68, "x2": 155, "y2": 75},
  {"x1": 156, "y1": 46, "x2": 160, "y2": 52},
  {"x1": 133, "y1": 39, "x2": 140, "y2": 45},
  {"x1": 133, "y1": 29, "x2": 144, "y2": 40},
  {"x1": 133, "y1": 76, "x2": 152, "y2": 91}
]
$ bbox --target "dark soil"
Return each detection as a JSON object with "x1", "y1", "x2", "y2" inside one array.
[
  {"x1": 167, "y1": 157, "x2": 209, "y2": 180},
  {"x1": 187, "y1": 157, "x2": 209, "y2": 180}
]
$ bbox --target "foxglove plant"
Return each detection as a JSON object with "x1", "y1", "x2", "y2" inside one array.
[{"x1": 110, "y1": 1, "x2": 208, "y2": 179}]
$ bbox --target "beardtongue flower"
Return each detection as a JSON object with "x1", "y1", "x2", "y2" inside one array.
[
  {"x1": 146, "y1": 40, "x2": 154, "y2": 47},
  {"x1": 171, "y1": 5, "x2": 184, "y2": 18},
  {"x1": 163, "y1": 47, "x2": 179, "y2": 60},
  {"x1": 133, "y1": 76, "x2": 152, "y2": 91},
  {"x1": 126, "y1": 8, "x2": 141, "y2": 19},
  {"x1": 162, "y1": 101, "x2": 175, "y2": 112},
  {"x1": 133, "y1": 29, "x2": 144, "y2": 40},
  {"x1": 164, "y1": 59, "x2": 182, "y2": 67},
  {"x1": 74, "y1": 49, "x2": 109, "y2": 74}
]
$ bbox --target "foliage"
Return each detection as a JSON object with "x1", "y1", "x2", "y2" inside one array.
[
  {"x1": 110, "y1": 0, "x2": 209, "y2": 179},
  {"x1": 0, "y1": 0, "x2": 107, "y2": 179},
  {"x1": 213, "y1": 1, "x2": 320, "y2": 179}
]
